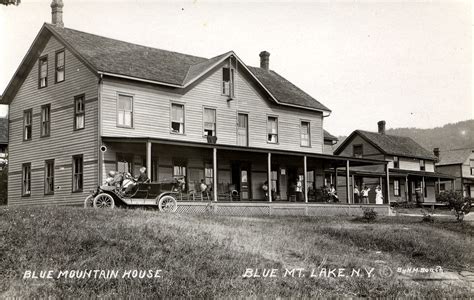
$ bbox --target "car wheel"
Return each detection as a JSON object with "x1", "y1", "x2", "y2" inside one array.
[
  {"x1": 158, "y1": 195, "x2": 177, "y2": 213},
  {"x1": 93, "y1": 193, "x2": 115, "y2": 209},
  {"x1": 84, "y1": 195, "x2": 94, "y2": 208}
]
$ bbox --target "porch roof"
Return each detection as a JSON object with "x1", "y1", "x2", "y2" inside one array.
[
  {"x1": 102, "y1": 136, "x2": 387, "y2": 167},
  {"x1": 343, "y1": 168, "x2": 455, "y2": 180}
]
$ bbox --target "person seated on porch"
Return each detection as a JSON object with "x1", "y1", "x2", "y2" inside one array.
[
  {"x1": 375, "y1": 185, "x2": 384, "y2": 205},
  {"x1": 361, "y1": 185, "x2": 370, "y2": 204},
  {"x1": 262, "y1": 181, "x2": 269, "y2": 200},
  {"x1": 124, "y1": 167, "x2": 149, "y2": 195},
  {"x1": 174, "y1": 176, "x2": 186, "y2": 193},
  {"x1": 329, "y1": 184, "x2": 339, "y2": 202},
  {"x1": 200, "y1": 179, "x2": 210, "y2": 200}
]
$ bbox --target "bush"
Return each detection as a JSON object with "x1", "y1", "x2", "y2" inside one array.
[
  {"x1": 421, "y1": 210, "x2": 435, "y2": 223},
  {"x1": 361, "y1": 207, "x2": 377, "y2": 222},
  {"x1": 437, "y1": 190, "x2": 472, "y2": 222}
]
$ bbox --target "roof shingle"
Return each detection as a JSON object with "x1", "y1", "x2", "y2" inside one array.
[{"x1": 437, "y1": 148, "x2": 474, "y2": 166}]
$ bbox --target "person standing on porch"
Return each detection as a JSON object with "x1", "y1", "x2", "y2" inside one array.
[
  {"x1": 361, "y1": 185, "x2": 370, "y2": 204},
  {"x1": 375, "y1": 185, "x2": 384, "y2": 205},
  {"x1": 354, "y1": 185, "x2": 360, "y2": 203},
  {"x1": 296, "y1": 177, "x2": 303, "y2": 202}
]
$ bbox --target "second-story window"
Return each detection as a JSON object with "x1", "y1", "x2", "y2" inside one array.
[
  {"x1": 300, "y1": 121, "x2": 310, "y2": 147},
  {"x1": 470, "y1": 160, "x2": 474, "y2": 175},
  {"x1": 203, "y1": 108, "x2": 216, "y2": 136},
  {"x1": 23, "y1": 109, "x2": 32, "y2": 141},
  {"x1": 39, "y1": 56, "x2": 48, "y2": 88},
  {"x1": 55, "y1": 50, "x2": 65, "y2": 83},
  {"x1": 353, "y1": 144, "x2": 363, "y2": 158},
  {"x1": 171, "y1": 103, "x2": 184, "y2": 134},
  {"x1": 117, "y1": 94, "x2": 133, "y2": 127},
  {"x1": 393, "y1": 156, "x2": 399, "y2": 168},
  {"x1": 267, "y1": 116, "x2": 278, "y2": 143},
  {"x1": 419, "y1": 159, "x2": 425, "y2": 171},
  {"x1": 44, "y1": 159, "x2": 55, "y2": 195},
  {"x1": 222, "y1": 67, "x2": 235, "y2": 98},
  {"x1": 41, "y1": 104, "x2": 51, "y2": 137},
  {"x1": 74, "y1": 95, "x2": 85, "y2": 130}
]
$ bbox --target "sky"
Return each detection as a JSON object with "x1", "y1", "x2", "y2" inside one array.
[{"x1": 0, "y1": 0, "x2": 472, "y2": 136}]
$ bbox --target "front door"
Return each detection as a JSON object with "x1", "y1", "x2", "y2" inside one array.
[
  {"x1": 237, "y1": 113, "x2": 248, "y2": 147},
  {"x1": 240, "y1": 165, "x2": 250, "y2": 200}
]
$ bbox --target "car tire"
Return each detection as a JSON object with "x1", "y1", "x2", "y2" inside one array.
[
  {"x1": 158, "y1": 195, "x2": 177, "y2": 213},
  {"x1": 93, "y1": 193, "x2": 115, "y2": 209}
]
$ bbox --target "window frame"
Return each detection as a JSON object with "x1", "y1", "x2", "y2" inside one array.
[
  {"x1": 40, "y1": 104, "x2": 51, "y2": 137},
  {"x1": 23, "y1": 109, "x2": 33, "y2": 141},
  {"x1": 38, "y1": 55, "x2": 48, "y2": 88},
  {"x1": 204, "y1": 162, "x2": 214, "y2": 186},
  {"x1": 116, "y1": 93, "x2": 134, "y2": 128},
  {"x1": 266, "y1": 115, "x2": 279, "y2": 144},
  {"x1": 170, "y1": 102, "x2": 185, "y2": 135},
  {"x1": 222, "y1": 67, "x2": 235, "y2": 98},
  {"x1": 470, "y1": 160, "x2": 474, "y2": 175},
  {"x1": 419, "y1": 159, "x2": 425, "y2": 171},
  {"x1": 44, "y1": 159, "x2": 55, "y2": 195},
  {"x1": 55, "y1": 49, "x2": 65, "y2": 83},
  {"x1": 203, "y1": 106, "x2": 217, "y2": 137},
  {"x1": 393, "y1": 179, "x2": 400, "y2": 196},
  {"x1": 74, "y1": 94, "x2": 86, "y2": 130},
  {"x1": 72, "y1": 154, "x2": 84, "y2": 192},
  {"x1": 393, "y1": 156, "x2": 400, "y2": 169},
  {"x1": 22, "y1": 163, "x2": 31, "y2": 197},
  {"x1": 352, "y1": 144, "x2": 363, "y2": 158},
  {"x1": 300, "y1": 120, "x2": 311, "y2": 147}
]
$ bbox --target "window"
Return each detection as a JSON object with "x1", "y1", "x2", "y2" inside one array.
[
  {"x1": 222, "y1": 67, "x2": 235, "y2": 97},
  {"x1": 267, "y1": 116, "x2": 278, "y2": 143},
  {"x1": 204, "y1": 163, "x2": 213, "y2": 186},
  {"x1": 74, "y1": 95, "x2": 85, "y2": 129},
  {"x1": 203, "y1": 108, "x2": 216, "y2": 136},
  {"x1": 393, "y1": 179, "x2": 400, "y2": 196},
  {"x1": 307, "y1": 170, "x2": 315, "y2": 192},
  {"x1": 72, "y1": 155, "x2": 83, "y2": 192},
  {"x1": 44, "y1": 160, "x2": 55, "y2": 195},
  {"x1": 440, "y1": 183, "x2": 446, "y2": 191},
  {"x1": 353, "y1": 144, "x2": 363, "y2": 158},
  {"x1": 393, "y1": 156, "x2": 399, "y2": 168},
  {"x1": 117, "y1": 94, "x2": 133, "y2": 127},
  {"x1": 22, "y1": 163, "x2": 31, "y2": 196},
  {"x1": 23, "y1": 109, "x2": 32, "y2": 141},
  {"x1": 171, "y1": 103, "x2": 184, "y2": 134},
  {"x1": 38, "y1": 56, "x2": 48, "y2": 88},
  {"x1": 117, "y1": 153, "x2": 132, "y2": 175},
  {"x1": 55, "y1": 50, "x2": 65, "y2": 83},
  {"x1": 470, "y1": 160, "x2": 474, "y2": 175},
  {"x1": 300, "y1": 121, "x2": 310, "y2": 147},
  {"x1": 420, "y1": 159, "x2": 425, "y2": 171},
  {"x1": 41, "y1": 104, "x2": 51, "y2": 137}
]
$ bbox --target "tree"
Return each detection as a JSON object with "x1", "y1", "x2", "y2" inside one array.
[
  {"x1": 1, "y1": 0, "x2": 21, "y2": 6},
  {"x1": 437, "y1": 190, "x2": 472, "y2": 222}
]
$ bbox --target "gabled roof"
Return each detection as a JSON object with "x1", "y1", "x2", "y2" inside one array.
[
  {"x1": 437, "y1": 148, "x2": 474, "y2": 166},
  {"x1": 323, "y1": 130, "x2": 338, "y2": 142},
  {"x1": 0, "y1": 118, "x2": 8, "y2": 144},
  {"x1": 2, "y1": 23, "x2": 330, "y2": 113},
  {"x1": 334, "y1": 130, "x2": 436, "y2": 160}
]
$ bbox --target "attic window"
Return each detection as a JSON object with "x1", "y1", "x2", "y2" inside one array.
[
  {"x1": 353, "y1": 144, "x2": 363, "y2": 158},
  {"x1": 38, "y1": 56, "x2": 48, "y2": 88},
  {"x1": 222, "y1": 67, "x2": 234, "y2": 98},
  {"x1": 55, "y1": 50, "x2": 65, "y2": 83}
]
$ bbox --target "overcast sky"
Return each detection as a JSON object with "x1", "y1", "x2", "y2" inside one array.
[{"x1": 0, "y1": 0, "x2": 472, "y2": 136}]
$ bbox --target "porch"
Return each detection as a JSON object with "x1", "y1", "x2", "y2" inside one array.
[{"x1": 100, "y1": 137, "x2": 390, "y2": 206}]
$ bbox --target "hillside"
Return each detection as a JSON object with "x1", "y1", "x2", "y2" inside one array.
[{"x1": 335, "y1": 119, "x2": 474, "y2": 152}]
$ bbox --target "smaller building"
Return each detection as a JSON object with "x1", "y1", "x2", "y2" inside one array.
[
  {"x1": 323, "y1": 130, "x2": 338, "y2": 155},
  {"x1": 334, "y1": 121, "x2": 453, "y2": 204},
  {"x1": 435, "y1": 148, "x2": 474, "y2": 198},
  {"x1": 0, "y1": 117, "x2": 8, "y2": 170}
]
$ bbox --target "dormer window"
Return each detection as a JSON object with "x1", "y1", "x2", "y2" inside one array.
[
  {"x1": 420, "y1": 159, "x2": 425, "y2": 171},
  {"x1": 55, "y1": 50, "x2": 65, "y2": 83},
  {"x1": 38, "y1": 56, "x2": 48, "y2": 88},
  {"x1": 222, "y1": 67, "x2": 234, "y2": 98}
]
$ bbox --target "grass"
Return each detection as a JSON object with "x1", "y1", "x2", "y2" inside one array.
[{"x1": 0, "y1": 206, "x2": 473, "y2": 298}]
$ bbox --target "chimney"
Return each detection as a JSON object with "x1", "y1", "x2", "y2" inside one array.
[
  {"x1": 377, "y1": 120, "x2": 386, "y2": 135},
  {"x1": 433, "y1": 148, "x2": 440, "y2": 159},
  {"x1": 51, "y1": 0, "x2": 64, "y2": 28},
  {"x1": 259, "y1": 51, "x2": 270, "y2": 71}
]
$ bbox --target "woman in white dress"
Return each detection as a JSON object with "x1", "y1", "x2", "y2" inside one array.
[{"x1": 375, "y1": 185, "x2": 384, "y2": 204}]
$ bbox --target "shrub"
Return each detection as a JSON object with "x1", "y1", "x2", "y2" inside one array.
[
  {"x1": 361, "y1": 207, "x2": 377, "y2": 222},
  {"x1": 437, "y1": 190, "x2": 472, "y2": 222},
  {"x1": 421, "y1": 210, "x2": 435, "y2": 223}
]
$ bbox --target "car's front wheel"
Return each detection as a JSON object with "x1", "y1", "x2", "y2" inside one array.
[
  {"x1": 93, "y1": 193, "x2": 115, "y2": 209},
  {"x1": 157, "y1": 195, "x2": 177, "y2": 213}
]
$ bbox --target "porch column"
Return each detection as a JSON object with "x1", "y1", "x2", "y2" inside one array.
[
  {"x1": 304, "y1": 155, "x2": 308, "y2": 203},
  {"x1": 334, "y1": 166, "x2": 338, "y2": 192},
  {"x1": 385, "y1": 164, "x2": 390, "y2": 204},
  {"x1": 346, "y1": 160, "x2": 351, "y2": 204},
  {"x1": 405, "y1": 176, "x2": 409, "y2": 201},
  {"x1": 267, "y1": 152, "x2": 272, "y2": 202},
  {"x1": 351, "y1": 175, "x2": 355, "y2": 203},
  {"x1": 213, "y1": 148, "x2": 218, "y2": 202},
  {"x1": 437, "y1": 177, "x2": 441, "y2": 193},
  {"x1": 452, "y1": 179, "x2": 456, "y2": 191},
  {"x1": 422, "y1": 176, "x2": 425, "y2": 201},
  {"x1": 146, "y1": 141, "x2": 152, "y2": 180}
]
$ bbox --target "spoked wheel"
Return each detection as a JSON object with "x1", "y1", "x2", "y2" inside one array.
[
  {"x1": 84, "y1": 195, "x2": 94, "y2": 208},
  {"x1": 158, "y1": 195, "x2": 177, "y2": 213},
  {"x1": 93, "y1": 193, "x2": 115, "y2": 209}
]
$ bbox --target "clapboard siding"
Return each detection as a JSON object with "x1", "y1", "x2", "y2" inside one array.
[
  {"x1": 101, "y1": 62, "x2": 324, "y2": 153},
  {"x1": 8, "y1": 36, "x2": 98, "y2": 206}
]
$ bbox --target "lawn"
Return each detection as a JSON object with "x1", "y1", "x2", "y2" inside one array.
[{"x1": 0, "y1": 206, "x2": 473, "y2": 298}]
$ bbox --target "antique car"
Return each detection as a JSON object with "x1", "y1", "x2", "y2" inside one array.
[{"x1": 84, "y1": 175, "x2": 179, "y2": 212}]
